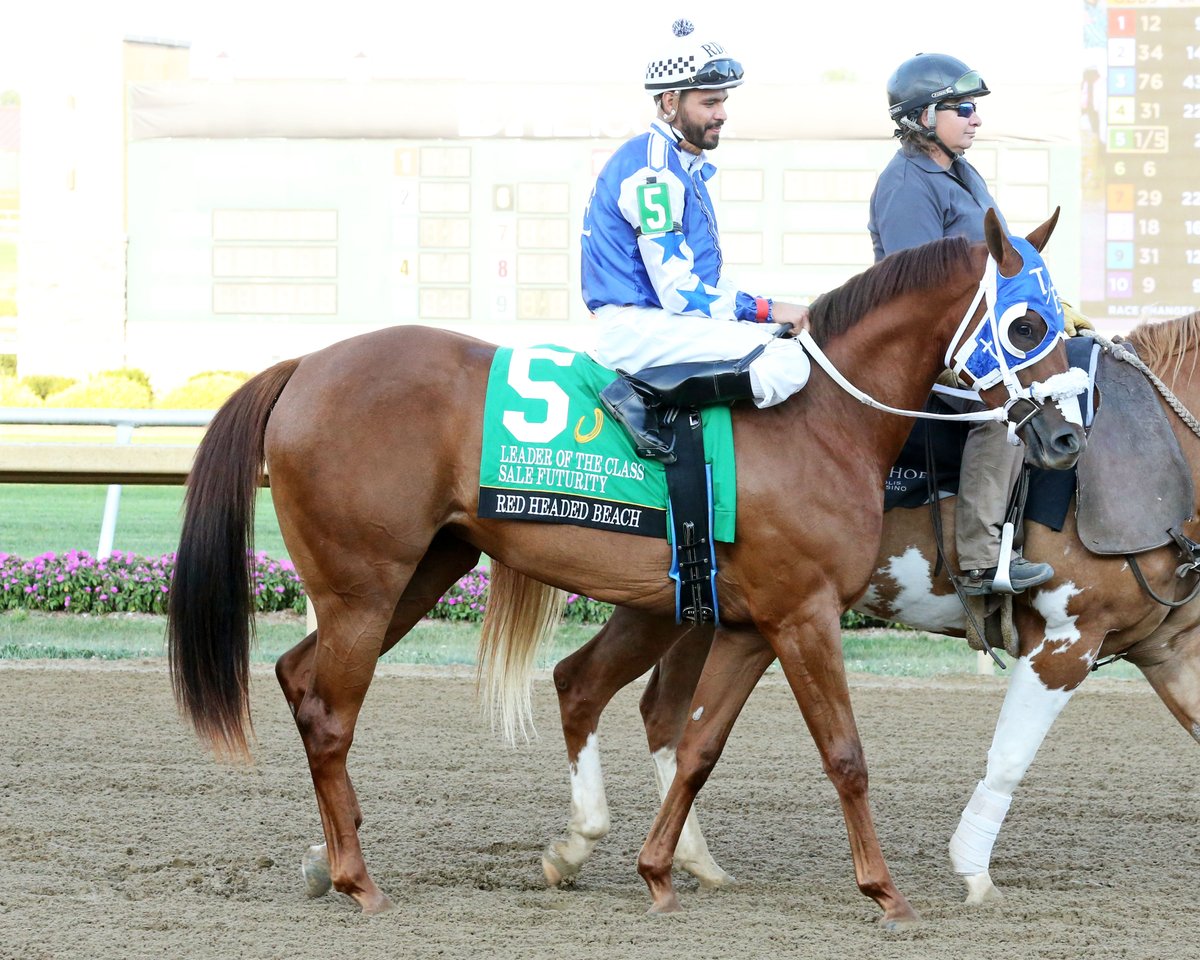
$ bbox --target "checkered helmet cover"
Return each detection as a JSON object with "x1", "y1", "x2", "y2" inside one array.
[{"x1": 644, "y1": 18, "x2": 743, "y2": 93}]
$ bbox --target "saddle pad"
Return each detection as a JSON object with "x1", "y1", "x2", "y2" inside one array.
[
  {"x1": 478, "y1": 345, "x2": 737, "y2": 542},
  {"x1": 1075, "y1": 345, "x2": 1195, "y2": 554}
]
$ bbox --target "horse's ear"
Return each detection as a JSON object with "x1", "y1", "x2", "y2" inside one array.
[
  {"x1": 1024, "y1": 206, "x2": 1060, "y2": 253},
  {"x1": 984, "y1": 207, "x2": 1021, "y2": 278}
]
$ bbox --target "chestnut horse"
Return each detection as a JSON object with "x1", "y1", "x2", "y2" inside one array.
[
  {"x1": 537, "y1": 312, "x2": 1200, "y2": 908},
  {"x1": 168, "y1": 211, "x2": 1082, "y2": 927}
]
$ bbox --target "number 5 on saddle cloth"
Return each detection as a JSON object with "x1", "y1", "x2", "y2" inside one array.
[{"x1": 477, "y1": 345, "x2": 741, "y2": 624}]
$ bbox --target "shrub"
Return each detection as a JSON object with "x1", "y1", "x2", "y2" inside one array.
[
  {"x1": 0, "y1": 375, "x2": 41, "y2": 406},
  {"x1": 101, "y1": 367, "x2": 153, "y2": 391},
  {"x1": 192, "y1": 370, "x2": 254, "y2": 381},
  {"x1": 0, "y1": 550, "x2": 306, "y2": 615},
  {"x1": 44, "y1": 374, "x2": 152, "y2": 409},
  {"x1": 21, "y1": 374, "x2": 76, "y2": 400},
  {"x1": 156, "y1": 372, "x2": 247, "y2": 410},
  {"x1": 0, "y1": 354, "x2": 14, "y2": 376},
  {"x1": 0, "y1": 552, "x2": 885, "y2": 631}
]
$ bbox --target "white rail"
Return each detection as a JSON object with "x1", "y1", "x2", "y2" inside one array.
[{"x1": 0, "y1": 407, "x2": 215, "y2": 558}]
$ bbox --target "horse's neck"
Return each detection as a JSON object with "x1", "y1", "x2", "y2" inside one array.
[{"x1": 824, "y1": 291, "x2": 968, "y2": 422}]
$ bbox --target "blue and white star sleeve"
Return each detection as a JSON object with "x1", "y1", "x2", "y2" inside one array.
[{"x1": 616, "y1": 164, "x2": 739, "y2": 321}]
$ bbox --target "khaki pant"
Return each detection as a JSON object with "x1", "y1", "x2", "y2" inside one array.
[{"x1": 956, "y1": 419, "x2": 1024, "y2": 571}]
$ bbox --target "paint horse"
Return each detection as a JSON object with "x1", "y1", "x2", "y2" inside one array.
[
  {"x1": 541, "y1": 311, "x2": 1200, "y2": 908},
  {"x1": 168, "y1": 210, "x2": 1082, "y2": 927}
]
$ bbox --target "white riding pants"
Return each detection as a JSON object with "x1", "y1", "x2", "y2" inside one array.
[{"x1": 590, "y1": 305, "x2": 811, "y2": 408}]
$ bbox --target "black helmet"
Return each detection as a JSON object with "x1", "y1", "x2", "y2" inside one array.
[{"x1": 887, "y1": 53, "x2": 989, "y2": 122}]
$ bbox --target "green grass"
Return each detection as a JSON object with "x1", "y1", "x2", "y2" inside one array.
[
  {"x1": 0, "y1": 484, "x2": 288, "y2": 559},
  {"x1": 0, "y1": 486, "x2": 1145, "y2": 678},
  {"x1": 0, "y1": 608, "x2": 1047, "y2": 677}
]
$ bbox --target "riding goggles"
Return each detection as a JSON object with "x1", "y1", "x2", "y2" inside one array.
[
  {"x1": 929, "y1": 70, "x2": 989, "y2": 102},
  {"x1": 936, "y1": 101, "x2": 978, "y2": 118},
  {"x1": 692, "y1": 58, "x2": 744, "y2": 87}
]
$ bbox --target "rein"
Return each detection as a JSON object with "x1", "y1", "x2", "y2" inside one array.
[
  {"x1": 797, "y1": 330, "x2": 1005, "y2": 423},
  {"x1": 796, "y1": 328, "x2": 1086, "y2": 426}
]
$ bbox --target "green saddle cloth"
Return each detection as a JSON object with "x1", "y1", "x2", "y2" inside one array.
[{"x1": 478, "y1": 345, "x2": 737, "y2": 541}]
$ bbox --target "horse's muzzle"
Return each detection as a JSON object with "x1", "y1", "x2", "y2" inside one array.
[{"x1": 1021, "y1": 418, "x2": 1084, "y2": 470}]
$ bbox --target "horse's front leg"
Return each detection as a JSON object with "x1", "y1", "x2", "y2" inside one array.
[
  {"x1": 545, "y1": 607, "x2": 691, "y2": 887},
  {"x1": 766, "y1": 605, "x2": 918, "y2": 930},
  {"x1": 637, "y1": 624, "x2": 775, "y2": 913},
  {"x1": 638, "y1": 623, "x2": 735, "y2": 888},
  {"x1": 950, "y1": 589, "x2": 1100, "y2": 905}
]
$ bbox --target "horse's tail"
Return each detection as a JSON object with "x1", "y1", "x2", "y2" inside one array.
[
  {"x1": 168, "y1": 358, "x2": 302, "y2": 760},
  {"x1": 476, "y1": 560, "x2": 565, "y2": 744}
]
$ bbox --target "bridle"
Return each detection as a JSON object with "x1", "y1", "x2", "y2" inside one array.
[
  {"x1": 796, "y1": 251, "x2": 1088, "y2": 430},
  {"x1": 942, "y1": 251, "x2": 1087, "y2": 441}
]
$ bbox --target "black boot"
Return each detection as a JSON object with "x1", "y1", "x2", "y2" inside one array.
[
  {"x1": 601, "y1": 352, "x2": 762, "y2": 464},
  {"x1": 600, "y1": 378, "x2": 677, "y2": 463},
  {"x1": 624, "y1": 355, "x2": 759, "y2": 407}
]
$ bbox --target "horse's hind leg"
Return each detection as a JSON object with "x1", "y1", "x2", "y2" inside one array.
[
  {"x1": 544, "y1": 606, "x2": 696, "y2": 887},
  {"x1": 637, "y1": 624, "x2": 775, "y2": 913},
  {"x1": 277, "y1": 532, "x2": 481, "y2": 712},
  {"x1": 279, "y1": 533, "x2": 481, "y2": 899}
]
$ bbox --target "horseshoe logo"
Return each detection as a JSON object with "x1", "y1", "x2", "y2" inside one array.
[{"x1": 574, "y1": 408, "x2": 603, "y2": 443}]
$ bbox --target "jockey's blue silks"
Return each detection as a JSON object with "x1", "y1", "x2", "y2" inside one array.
[{"x1": 946, "y1": 237, "x2": 1068, "y2": 391}]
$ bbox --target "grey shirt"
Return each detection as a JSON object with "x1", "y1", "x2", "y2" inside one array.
[{"x1": 867, "y1": 144, "x2": 1007, "y2": 261}]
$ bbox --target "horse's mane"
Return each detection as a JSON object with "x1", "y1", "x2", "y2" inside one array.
[
  {"x1": 1125, "y1": 312, "x2": 1200, "y2": 382},
  {"x1": 807, "y1": 236, "x2": 975, "y2": 346}
]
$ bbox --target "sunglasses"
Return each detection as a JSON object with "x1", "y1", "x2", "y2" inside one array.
[
  {"x1": 693, "y1": 58, "x2": 744, "y2": 86},
  {"x1": 935, "y1": 101, "x2": 978, "y2": 119}
]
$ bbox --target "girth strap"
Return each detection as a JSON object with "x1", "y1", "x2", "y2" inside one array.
[{"x1": 663, "y1": 409, "x2": 719, "y2": 624}]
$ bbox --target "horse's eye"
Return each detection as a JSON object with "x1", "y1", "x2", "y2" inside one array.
[{"x1": 1014, "y1": 321, "x2": 1035, "y2": 340}]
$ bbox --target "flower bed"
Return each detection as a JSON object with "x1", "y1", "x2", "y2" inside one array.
[{"x1": 0, "y1": 553, "x2": 614, "y2": 623}]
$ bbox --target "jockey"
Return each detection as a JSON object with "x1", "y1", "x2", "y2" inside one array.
[
  {"x1": 582, "y1": 18, "x2": 812, "y2": 464},
  {"x1": 868, "y1": 53, "x2": 1090, "y2": 596}
]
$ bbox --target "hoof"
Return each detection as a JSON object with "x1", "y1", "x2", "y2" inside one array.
[
  {"x1": 878, "y1": 899, "x2": 921, "y2": 931},
  {"x1": 962, "y1": 871, "x2": 1003, "y2": 906},
  {"x1": 361, "y1": 893, "x2": 396, "y2": 916},
  {"x1": 646, "y1": 891, "x2": 683, "y2": 914},
  {"x1": 685, "y1": 863, "x2": 736, "y2": 891},
  {"x1": 301, "y1": 843, "x2": 332, "y2": 899},
  {"x1": 879, "y1": 914, "x2": 920, "y2": 933},
  {"x1": 541, "y1": 843, "x2": 579, "y2": 888}
]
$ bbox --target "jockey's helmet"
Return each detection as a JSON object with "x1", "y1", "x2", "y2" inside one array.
[
  {"x1": 644, "y1": 19, "x2": 744, "y2": 94},
  {"x1": 887, "y1": 53, "x2": 989, "y2": 132}
]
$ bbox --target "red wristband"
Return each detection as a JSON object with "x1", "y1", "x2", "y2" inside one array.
[{"x1": 754, "y1": 297, "x2": 770, "y2": 322}]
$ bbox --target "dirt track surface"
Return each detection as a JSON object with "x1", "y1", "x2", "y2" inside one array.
[{"x1": 1, "y1": 661, "x2": 1196, "y2": 960}]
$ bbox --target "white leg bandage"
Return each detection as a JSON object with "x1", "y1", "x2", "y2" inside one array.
[{"x1": 949, "y1": 779, "x2": 1013, "y2": 876}]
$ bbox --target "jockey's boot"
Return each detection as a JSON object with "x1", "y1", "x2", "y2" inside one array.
[
  {"x1": 622, "y1": 355, "x2": 758, "y2": 408},
  {"x1": 600, "y1": 355, "x2": 760, "y2": 465},
  {"x1": 960, "y1": 556, "x2": 1055, "y2": 596},
  {"x1": 600, "y1": 377, "x2": 678, "y2": 463}
]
